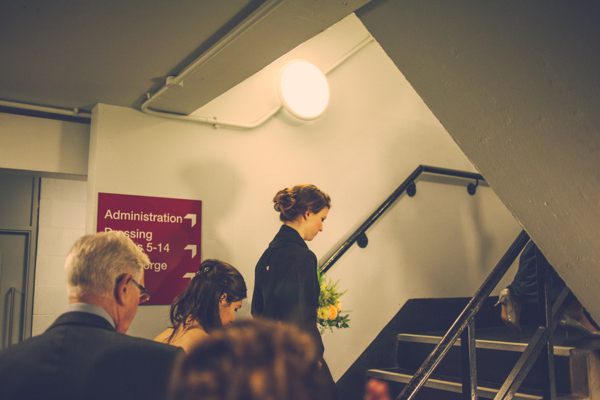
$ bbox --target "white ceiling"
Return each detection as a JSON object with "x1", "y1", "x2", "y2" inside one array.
[{"x1": 0, "y1": 0, "x2": 371, "y2": 116}]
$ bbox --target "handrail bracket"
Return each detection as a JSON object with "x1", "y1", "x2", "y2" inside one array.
[
  {"x1": 407, "y1": 182, "x2": 417, "y2": 197},
  {"x1": 468, "y1": 179, "x2": 480, "y2": 196},
  {"x1": 357, "y1": 233, "x2": 369, "y2": 248},
  {"x1": 467, "y1": 179, "x2": 479, "y2": 196}
]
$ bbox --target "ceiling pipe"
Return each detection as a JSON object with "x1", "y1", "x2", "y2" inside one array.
[
  {"x1": 141, "y1": 34, "x2": 375, "y2": 129},
  {"x1": 0, "y1": 0, "x2": 283, "y2": 125},
  {"x1": 143, "y1": 103, "x2": 283, "y2": 129},
  {"x1": 0, "y1": 3, "x2": 374, "y2": 128},
  {"x1": 0, "y1": 99, "x2": 92, "y2": 119},
  {"x1": 324, "y1": 35, "x2": 374, "y2": 75},
  {"x1": 141, "y1": 0, "x2": 285, "y2": 128}
]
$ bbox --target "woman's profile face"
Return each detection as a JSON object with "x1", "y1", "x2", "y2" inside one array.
[
  {"x1": 219, "y1": 299, "x2": 244, "y2": 326},
  {"x1": 301, "y1": 207, "x2": 329, "y2": 241}
]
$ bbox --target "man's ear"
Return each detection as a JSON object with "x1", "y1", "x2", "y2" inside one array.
[
  {"x1": 114, "y1": 273, "x2": 132, "y2": 305},
  {"x1": 303, "y1": 210, "x2": 311, "y2": 220}
]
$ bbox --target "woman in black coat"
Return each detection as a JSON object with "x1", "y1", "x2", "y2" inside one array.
[{"x1": 252, "y1": 184, "x2": 338, "y2": 399}]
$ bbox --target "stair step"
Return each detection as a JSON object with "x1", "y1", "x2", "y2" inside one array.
[
  {"x1": 394, "y1": 329, "x2": 583, "y2": 394},
  {"x1": 398, "y1": 333, "x2": 574, "y2": 356},
  {"x1": 367, "y1": 368, "x2": 588, "y2": 400},
  {"x1": 367, "y1": 368, "x2": 542, "y2": 399}
]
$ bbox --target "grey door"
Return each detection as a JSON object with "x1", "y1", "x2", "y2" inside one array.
[
  {"x1": 0, "y1": 232, "x2": 30, "y2": 348},
  {"x1": 0, "y1": 173, "x2": 39, "y2": 348}
]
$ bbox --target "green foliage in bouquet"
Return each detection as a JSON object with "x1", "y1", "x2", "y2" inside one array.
[{"x1": 317, "y1": 269, "x2": 350, "y2": 334}]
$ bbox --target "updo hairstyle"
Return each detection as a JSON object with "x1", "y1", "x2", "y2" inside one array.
[
  {"x1": 273, "y1": 184, "x2": 331, "y2": 222},
  {"x1": 167, "y1": 259, "x2": 247, "y2": 342}
]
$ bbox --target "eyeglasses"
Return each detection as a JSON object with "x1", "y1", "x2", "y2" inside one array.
[{"x1": 131, "y1": 278, "x2": 152, "y2": 304}]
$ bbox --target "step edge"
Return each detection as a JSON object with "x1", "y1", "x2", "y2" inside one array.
[
  {"x1": 397, "y1": 333, "x2": 573, "y2": 356},
  {"x1": 366, "y1": 369, "x2": 543, "y2": 400}
]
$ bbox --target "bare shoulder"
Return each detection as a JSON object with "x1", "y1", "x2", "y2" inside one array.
[
  {"x1": 153, "y1": 328, "x2": 174, "y2": 344},
  {"x1": 155, "y1": 325, "x2": 209, "y2": 353},
  {"x1": 176, "y1": 327, "x2": 209, "y2": 353}
]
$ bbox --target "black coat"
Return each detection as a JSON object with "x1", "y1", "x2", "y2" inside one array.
[
  {"x1": 0, "y1": 311, "x2": 182, "y2": 400},
  {"x1": 251, "y1": 224, "x2": 324, "y2": 356}
]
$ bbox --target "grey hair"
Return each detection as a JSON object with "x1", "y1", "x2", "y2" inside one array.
[{"x1": 65, "y1": 231, "x2": 150, "y2": 298}]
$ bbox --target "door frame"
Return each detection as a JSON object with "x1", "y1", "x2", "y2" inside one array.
[
  {"x1": 0, "y1": 229, "x2": 36, "y2": 341},
  {"x1": 0, "y1": 174, "x2": 40, "y2": 342}
]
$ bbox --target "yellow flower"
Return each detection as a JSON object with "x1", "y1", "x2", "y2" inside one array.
[
  {"x1": 320, "y1": 283, "x2": 328, "y2": 292},
  {"x1": 328, "y1": 305, "x2": 338, "y2": 320},
  {"x1": 317, "y1": 307, "x2": 329, "y2": 320},
  {"x1": 334, "y1": 299, "x2": 341, "y2": 311}
]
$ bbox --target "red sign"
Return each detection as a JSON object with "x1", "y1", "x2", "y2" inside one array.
[{"x1": 97, "y1": 193, "x2": 201, "y2": 305}]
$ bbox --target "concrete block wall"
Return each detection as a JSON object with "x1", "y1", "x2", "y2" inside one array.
[{"x1": 32, "y1": 178, "x2": 87, "y2": 335}]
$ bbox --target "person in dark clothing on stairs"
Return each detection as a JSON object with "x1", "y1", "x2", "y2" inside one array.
[
  {"x1": 497, "y1": 240, "x2": 600, "y2": 337},
  {"x1": 252, "y1": 183, "x2": 339, "y2": 400}
]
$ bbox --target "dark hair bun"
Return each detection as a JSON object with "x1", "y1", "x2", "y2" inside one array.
[
  {"x1": 272, "y1": 184, "x2": 331, "y2": 222},
  {"x1": 273, "y1": 188, "x2": 296, "y2": 220}
]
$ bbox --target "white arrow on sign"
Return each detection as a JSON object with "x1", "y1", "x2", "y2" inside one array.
[
  {"x1": 183, "y1": 272, "x2": 195, "y2": 280},
  {"x1": 184, "y1": 244, "x2": 197, "y2": 258},
  {"x1": 184, "y1": 213, "x2": 197, "y2": 227}
]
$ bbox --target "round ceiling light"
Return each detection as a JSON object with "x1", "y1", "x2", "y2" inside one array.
[{"x1": 278, "y1": 60, "x2": 330, "y2": 121}]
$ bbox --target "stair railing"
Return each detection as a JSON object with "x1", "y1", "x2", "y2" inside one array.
[
  {"x1": 320, "y1": 165, "x2": 484, "y2": 273},
  {"x1": 396, "y1": 231, "x2": 570, "y2": 400},
  {"x1": 396, "y1": 230, "x2": 528, "y2": 399},
  {"x1": 317, "y1": 164, "x2": 565, "y2": 398}
]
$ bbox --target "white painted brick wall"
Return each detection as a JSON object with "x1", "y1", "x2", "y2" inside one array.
[{"x1": 32, "y1": 178, "x2": 86, "y2": 336}]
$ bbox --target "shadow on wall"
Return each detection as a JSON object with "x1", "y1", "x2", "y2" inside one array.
[
  {"x1": 420, "y1": 174, "x2": 498, "y2": 276},
  {"x1": 179, "y1": 159, "x2": 242, "y2": 263},
  {"x1": 376, "y1": 126, "x2": 499, "y2": 298},
  {"x1": 387, "y1": 181, "x2": 471, "y2": 298}
]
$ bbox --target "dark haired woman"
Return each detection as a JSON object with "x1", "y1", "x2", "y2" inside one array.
[
  {"x1": 154, "y1": 259, "x2": 247, "y2": 352},
  {"x1": 252, "y1": 184, "x2": 338, "y2": 399}
]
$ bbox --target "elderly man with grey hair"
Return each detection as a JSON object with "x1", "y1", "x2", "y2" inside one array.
[{"x1": 0, "y1": 231, "x2": 182, "y2": 400}]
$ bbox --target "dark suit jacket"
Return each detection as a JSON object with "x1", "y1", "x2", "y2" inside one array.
[
  {"x1": 0, "y1": 311, "x2": 182, "y2": 400},
  {"x1": 251, "y1": 225, "x2": 324, "y2": 356}
]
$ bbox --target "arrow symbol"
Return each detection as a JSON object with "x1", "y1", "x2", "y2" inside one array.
[
  {"x1": 184, "y1": 214, "x2": 197, "y2": 227},
  {"x1": 184, "y1": 244, "x2": 197, "y2": 258},
  {"x1": 183, "y1": 272, "x2": 195, "y2": 280}
]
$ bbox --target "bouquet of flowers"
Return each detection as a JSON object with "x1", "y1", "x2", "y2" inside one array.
[{"x1": 317, "y1": 270, "x2": 350, "y2": 334}]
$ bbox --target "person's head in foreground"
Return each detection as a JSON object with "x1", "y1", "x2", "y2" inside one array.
[
  {"x1": 169, "y1": 319, "x2": 332, "y2": 400},
  {"x1": 65, "y1": 230, "x2": 151, "y2": 333}
]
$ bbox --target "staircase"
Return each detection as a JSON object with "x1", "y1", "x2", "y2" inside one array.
[{"x1": 365, "y1": 302, "x2": 600, "y2": 399}]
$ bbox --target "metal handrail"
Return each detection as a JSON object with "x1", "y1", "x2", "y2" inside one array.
[
  {"x1": 396, "y1": 230, "x2": 531, "y2": 400},
  {"x1": 320, "y1": 165, "x2": 485, "y2": 273},
  {"x1": 315, "y1": 164, "x2": 563, "y2": 398},
  {"x1": 315, "y1": 164, "x2": 564, "y2": 398}
]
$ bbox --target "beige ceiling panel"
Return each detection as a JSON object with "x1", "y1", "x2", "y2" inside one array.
[{"x1": 148, "y1": 0, "x2": 372, "y2": 115}]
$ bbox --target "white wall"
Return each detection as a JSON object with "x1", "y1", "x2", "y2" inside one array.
[
  {"x1": 32, "y1": 177, "x2": 87, "y2": 335},
  {"x1": 0, "y1": 112, "x2": 89, "y2": 176},
  {"x1": 85, "y1": 15, "x2": 521, "y2": 379},
  {"x1": 0, "y1": 112, "x2": 89, "y2": 336}
]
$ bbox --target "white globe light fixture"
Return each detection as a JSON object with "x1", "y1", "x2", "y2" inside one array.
[{"x1": 278, "y1": 60, "x2": 330, "y2": 121}]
